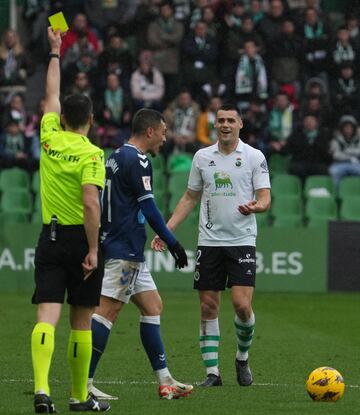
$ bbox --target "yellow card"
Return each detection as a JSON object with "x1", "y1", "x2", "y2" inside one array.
[{"x1": 48, "y1": 12, "x2": 69, "y2": 33}]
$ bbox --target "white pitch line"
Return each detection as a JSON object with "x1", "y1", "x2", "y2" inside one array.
[{"x1": 1, "y1": 378, "x2": 359, "y2": 388}]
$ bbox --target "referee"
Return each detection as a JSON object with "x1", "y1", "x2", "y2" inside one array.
[{"x1": 30, "y1": 28, "x2": 110, "y2": 412}]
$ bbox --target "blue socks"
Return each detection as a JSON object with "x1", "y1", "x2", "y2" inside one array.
[
  {"x1": 89, "y1": 314, "x2": 113, "y2": 379},
  {"x1": 140, "y1": 315, "x2": 167, "y2": 371}
]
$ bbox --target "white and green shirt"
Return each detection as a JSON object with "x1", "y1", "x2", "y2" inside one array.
[{"x1": 188, "y1": 139, "x2": 270, "y2": 247}]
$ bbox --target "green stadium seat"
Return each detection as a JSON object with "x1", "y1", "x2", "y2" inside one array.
[
  {"x1": 0, "y1": 168, "x2": 30, "y2": 191},
  {"x1": 1, "y1": 189, "x2": 32, "y2": 215},
  {"x1": 305, "y1": 197, "x2": 337, "y2": 226},
  {"x1": 0, "y1": 211, "x2": 29, "y2": 225},
  {"x1": 271, "y1": 195, "x2": 303, "y2": 222},
  {"x1": 167, "y1": 153, "x2": 193, "y2": 173},
  {"x1": 304, "y1": 175, "x2": 335, "y2": 199},
  {"x1": 340, "y1": 197, "x2": 360, "y2": 221},
  {"x1": 338, "y1": 177, "x2": 360, "y2": 201},
  {"x1": 268, "y1": 154, "x2": 290, "y2": 176},
  {"x1": 168, "y1": 171, "x2": 189, "y2": 197},
  {"x1": 271, "y1": 174, "x2": 302, "y2": 199},
  {"x1": 32, "y1": 170, "x2": 40, "y2": 193}
]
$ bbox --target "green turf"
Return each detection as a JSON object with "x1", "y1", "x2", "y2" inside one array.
[{"x1": 0, "y1": 290, "x2": 359, "y2": 414}]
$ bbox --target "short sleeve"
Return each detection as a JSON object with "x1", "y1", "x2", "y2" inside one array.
[
  {"x1": 82, "y1": 149, "x2": 105, "y2": 189},
  {"x1": 128, "y1": 154, "x2": 154, "y2": 202},
  {"x1": 40, "y1": 113, "x2": 61, "y2": 143},
  {"x1": 252, "y1": 150, "x2": 271, "y2": 190},
  {"x1": 188, "y1": 152, "x2": 203, "y2": 191}
]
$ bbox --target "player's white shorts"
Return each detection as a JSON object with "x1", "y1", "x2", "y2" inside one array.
[{"x1": 101, "y1": 259, "x2": 157, "y2": 303}]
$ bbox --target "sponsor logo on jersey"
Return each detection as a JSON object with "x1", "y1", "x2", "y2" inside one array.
[
  {"x1": 43, "y1": 143, "x2": 80, "y2": 163},
  {"x1": 142, "y1": 176, "x2": 151, "y2": 191},
  {"x1": 208, "y1": 160, "x2": 216, "y2": 166},
  {"x1": 214, "y1": 171, "x2": 233, "y2": 190}
]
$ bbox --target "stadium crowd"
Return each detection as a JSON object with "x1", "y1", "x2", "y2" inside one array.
[{"x1": 1, "y1": 0, "x2": 360, "y2": 192}]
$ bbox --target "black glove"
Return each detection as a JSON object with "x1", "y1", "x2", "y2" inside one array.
[{"x1": 168, "y1": 241, "x2": 188, "y2": 269}]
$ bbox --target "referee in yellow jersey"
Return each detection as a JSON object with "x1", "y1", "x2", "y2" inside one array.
[{"x1": 30, "y1": 28, "x2": 110, "y2": 413}]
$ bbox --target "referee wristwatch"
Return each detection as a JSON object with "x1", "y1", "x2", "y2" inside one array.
[{"x1": 49, "y1": 52, "x2": 60, "y2": 59}]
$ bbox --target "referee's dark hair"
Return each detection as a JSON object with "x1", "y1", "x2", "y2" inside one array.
[
  {"x1": 62, "y1": 94, "x2": 93, "y2": 129},
  {"x1": 132, "y1": 108, "x2": 165, "y2": 135}
]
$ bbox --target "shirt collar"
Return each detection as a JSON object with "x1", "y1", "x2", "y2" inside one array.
[{"x1": 213, "y1": 139, "x2": 244, "y2": 153}]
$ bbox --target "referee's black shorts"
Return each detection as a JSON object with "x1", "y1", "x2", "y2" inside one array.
[{"x1": 32, "y1": 225, "x2": 104, "y2": 307}]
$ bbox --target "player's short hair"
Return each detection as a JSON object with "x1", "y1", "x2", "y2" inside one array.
[
  {"x1": 132, "y1": 108, "x2": 165, "y2": 135},
  {"x1": 216, "y1": 103, "x2": 240, "y2": 116},
  {"x1": 62, "y1": 94, "x2": 93, "y2": 129}
]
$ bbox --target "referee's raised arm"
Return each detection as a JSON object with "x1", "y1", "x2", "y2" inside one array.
[{"x1": 44, "y1": 27, "x2": 61, "y2": 115}]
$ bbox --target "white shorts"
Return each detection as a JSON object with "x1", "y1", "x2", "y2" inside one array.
[{"x1": 101, "y1": 259, "x2": 157, "y2": 304}]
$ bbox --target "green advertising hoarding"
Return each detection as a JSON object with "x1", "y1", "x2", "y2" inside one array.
[{"x1": 0, "y1": 224, "x2": 327, "y2": 293}]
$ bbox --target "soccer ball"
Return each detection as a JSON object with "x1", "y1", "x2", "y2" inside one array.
[{"x1": 306, "y1": 367, "x2": 345, "y2": 402}]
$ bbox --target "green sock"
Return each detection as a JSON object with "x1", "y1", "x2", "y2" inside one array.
[
  {"x1": 67, "y1": 330, "x2": 92, "y2": 402},
  {"x1": 199, "y1": 319, "x2": 220, "y2": 376},
  {"x1": 31, "y1": 322, "x2": 55, "y2": 395}
]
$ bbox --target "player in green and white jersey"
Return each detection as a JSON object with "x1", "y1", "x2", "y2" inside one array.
[{"x1": 152, "y1": 103, "x2": 271, "y2": 387}]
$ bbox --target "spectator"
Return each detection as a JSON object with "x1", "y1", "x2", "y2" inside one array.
[
  {"x1": 62, "y1": 30, "x2": 97, "y2": 71},
  {"x1": 62, "y1": 50, "x2": 98, "y2": 92},
  {"x1": 162, "y1": 89, "x2": 200, "y2": 156},
  {"x1": 225, "y1": 13, "x2": 265, "y2": 74},
  {"x1": 346, "y1": 14, "x2": 360, "y2": 52},
  {"x1": 182, "y1": 21, "x2": 219, "y2": 99},
  {"x1": 301, "y1": 6, "x2": 332, "y2": 82},
  {"x1": 268, "y1": 91, "x2": 297, "y2": 155},
  {"x1": 172, "y1": 0, "x2": 192, "y2": 22},
  {"x1": 330, "y1": 25, "x2": 357, "y2": 78},
  {"x1": 329, "y1": 115, "x2": 360, "y2": 192},
  {"x1": 269, "y1": 18, "x2": 303, "y2": 93},
  {"x1": 256, "y1": 0, "x2": 286, "y2": 51},
  {"x1": 250, "y1": 0, "x2": 265, "y2": 24},
  {"x1": 22, "y1": 0, "x2": 49, "y2": 60},
  {"x1": 148, "y1": 1, "x2": 184, "y2": 102},
  {"x1": 24, "y1": 97, "x2": 46, "y2": 162},
  {"x1": 101, "y1": 73, "x2": 131, "y2": 128},
  {"x1": 331, "y1": 63, "x2": 360, "y2": 122},
  {"x1": 304, "y1": 76, "x2": 330, "y2": 106},
  {"x1": 130, "y1": 50, "x2": 165, "y2": 112},
  {"x1": 300, "y1": 94, "x2": 331, "y2": 127},
  {"x1": 2, "y1": 93, "x2": 28, "y2": 132},
  {"x1": 65, "y1": 72, "x2": 95, "y2": 101},
  {"x1": 100, "y1": 120, "x2": 130, "y2": 149},
  {"x1": 84, "y1": 0, "x2": 141, "y2": 35},
  {"x1": 223, "y1": 0, "x2": 246, "y2": 31},
  {"x1": 98, "y1": 33, "x2": 134, "y2": 93},
  {"x1": 196, "y1": 95, "x2": 222, "y2": 147},
  {"x1": 60, "y1": 13, "x2": 100, "y2": 58},
  {"x1": 286, "y1": 114, "x2": 332, "y2": 181},
  {"x1": 234, "y1": 39, "x2": 268, "y2": 113},
  {"x1": 242, "y1": 98, "x2": 268, "y2": 154},
  {"x1": 0, "y1": 118, "x2": 36, "y2": 171},
  {"x1": 0, "y1": 29, "x2": 32, "y2": 101}
]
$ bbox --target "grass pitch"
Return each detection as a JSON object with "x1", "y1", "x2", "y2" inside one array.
[{"x1": 0, "y1": 290, "x2": 359, "y2": 414}]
